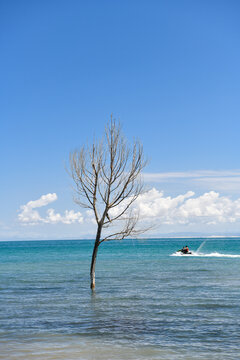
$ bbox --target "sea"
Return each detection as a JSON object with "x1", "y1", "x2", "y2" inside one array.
[{"x1": 1, "y1": 238, "x2": 240, "y2": 360}]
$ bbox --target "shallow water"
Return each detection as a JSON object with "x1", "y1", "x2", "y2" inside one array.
[{"x1": 1, "y1": 238, "x2": 240, "y2": 359}]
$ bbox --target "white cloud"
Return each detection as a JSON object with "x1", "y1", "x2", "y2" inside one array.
[
  {"x1": 136, "y1": 188, "x2": 194, "y2": 219},
  {"x1": 133, "y1": 188, "x2": 240, "y2": 226},
  {"x1": 24, "y1": 193, "x2": 58, "y2": 208},
  {"x1": 143, "y1": 170, "x2": 240, "y2": 181},
  {"x1": 18, "y1": 193, "x2": 83, "y2": 225},
  {"x1": 46, "y1": 209, "x2": 83, "y2": 224},
  {"x1": 143, "y1": 170, "x2": 240, "y2": 193},
  {"x1": 18, "y1": 193, "x2": 57, "y2": 224}
]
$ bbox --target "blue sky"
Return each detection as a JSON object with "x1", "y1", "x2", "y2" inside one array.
[{"x1": 1, "y1": 0, "x2": 240, "y2": 239}]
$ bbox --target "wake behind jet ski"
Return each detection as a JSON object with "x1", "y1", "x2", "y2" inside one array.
[{"x1": 177, "y1": 245, "x2": 192, "y2": 255}]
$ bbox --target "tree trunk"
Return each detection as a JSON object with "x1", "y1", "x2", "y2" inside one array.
[{"x1": 90, "y1": 225, "x2": 101, "y2": 290}]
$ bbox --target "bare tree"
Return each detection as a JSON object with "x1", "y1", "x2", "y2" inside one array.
[{"x1": 69, "y1": 117, "x2": 147, "y2": 289}]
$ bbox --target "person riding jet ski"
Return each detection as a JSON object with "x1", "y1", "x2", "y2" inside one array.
[
  {"x1": 182, "y1": 245, "x2": 189, "y2": 254},
  {"x1": 178, "y1": 245, "x2": 192, "y2": 254}
]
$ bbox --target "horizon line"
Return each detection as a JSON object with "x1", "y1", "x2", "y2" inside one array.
[{"x1": 1, "y1": 235, "x2": 240, "y2": 242}]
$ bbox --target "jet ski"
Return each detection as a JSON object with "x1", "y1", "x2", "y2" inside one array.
[{"x1": 177, "y1": 248, "x2": 192, "y2": 255}]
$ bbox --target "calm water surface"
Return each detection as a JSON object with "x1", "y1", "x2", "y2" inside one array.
[{"x1": 1, "y1": 238, "x2": 240, "y2": 359}]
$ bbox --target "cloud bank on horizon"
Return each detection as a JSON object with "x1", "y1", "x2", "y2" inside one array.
[{"x1": 18, "y1": 187, "x2": 240, "y2": 228}]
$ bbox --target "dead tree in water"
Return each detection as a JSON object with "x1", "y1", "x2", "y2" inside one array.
[{"x1": 69, "y1": 118, "x2": 146, "y2": 289}]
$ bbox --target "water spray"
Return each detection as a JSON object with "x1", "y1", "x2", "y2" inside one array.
[{"x1": 196, "y1": 240, "x2": 207, "y2": 253}]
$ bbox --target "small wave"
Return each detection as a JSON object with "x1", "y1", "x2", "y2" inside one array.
[{"x1": 171, "y1": 251, "x2": 240, "y2": 258}]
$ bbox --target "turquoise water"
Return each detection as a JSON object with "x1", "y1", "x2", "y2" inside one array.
[{"x1": 1, "y1": 238, "x2": 240, "y2": 360}]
